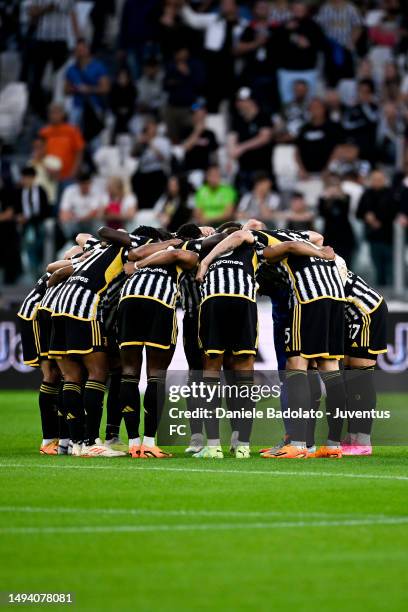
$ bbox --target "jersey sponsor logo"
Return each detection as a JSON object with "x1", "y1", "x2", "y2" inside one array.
[{"x1": 69, "y1": 276, "x2": 89, "y2": 284}]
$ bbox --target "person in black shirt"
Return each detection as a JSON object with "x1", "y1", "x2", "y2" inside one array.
[
  {"x1": 342, "y1": 80, "x2": 379, "y2": 164},
  {"x1": 276, "y1": 2, "x2": 325, "y2": 104},
  {"x1": 318, "y1": 175, "x2": 355, "y2": 266},
  {"x1": 229, "y1": 87, "x2": 274, "y2": 192},
  {"x1": 356, "y1": 170, "x2": 398, "y2": 286},
  {"x1": 0, "y1": 185, "x2": 21, "y2": 283},
  {"x1": 181, "y1": 99, "x2": 218, "y2": 172},
  {"x1": 109, "y1": 67, "x2": 137, "y2": 141},
  {"x1": 295, "y1": 98, "x2": 342, "y2": 178}
]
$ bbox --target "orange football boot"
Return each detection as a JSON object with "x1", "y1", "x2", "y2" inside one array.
[
  {"x1": 40, "y1": 439, "x2": 58, "y2": 455},
  {"x1": 139, "y1": 445, "x2": 172, "y2": 458},
  {"x1": 309, "y1": 446, "x2": 342, "y2": 458},
  {"x1": 261, "y1": 444, "x2": 308, "y2": 459},
  {"x1": 129, "y1": 445, "x2": 141, "y2": 458}
]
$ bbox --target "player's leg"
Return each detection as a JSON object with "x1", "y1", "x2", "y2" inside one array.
[
  {"x1": 343, "y1": 355, "x2": 377, "y2": 455},
  {"x1": 314, "y1": 358, "x2": 346, "y2": 458},
  {"x1": 82, "y1": 350, "x2": 109, "y2": 446},
  {"x1": 105, "y1": 352, "x2": 123, "y2": 446},
  {"x1": 183, "y1": 314, "x2": 205, "y2": 454},
  {"x1": 57, "y1": 356, "x2": 84, "y2": 455},
  {"x1": 38, "y1": 359, "x2": 60, "y2": 455},
  {"x1": 193, "y1": 353, "x2": 224, "y2": 458},
  {"x1": 139, "y1": 346, "x2": 175, "y2": 458},
  {"x1": 119, "y1": 346, "x2": 143, "y2": 456},
  {"x1": 230, "y1": 354, "x2": 255, "y2": 458}
]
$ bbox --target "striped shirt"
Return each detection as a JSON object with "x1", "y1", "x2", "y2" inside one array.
[
  {"x1": 120, "y1": 259, "x2": 181, "y2": 309},
  {"x1": 17, "y1": 273, "x2": 50, "y2": 320},
  {"x1": 344, "y1": 270, "x2": 383, "y2": 315},
  {"x1": 53, "y1": 236, "x2": 149, "y2": 321},
  {"x1": 201, "y1": 242, "x2": 260, "y2": 304},
  {"x1": 255, "y1": 229, "x2": 345, "y2": 304},
  {"x1": 316, "y1": 2, "x2": 362, "y2": 48},
  {"x1": 179, "y1": 239, "x2": 203, "y2": 317},
  {"x1": 26, "y1": 0, "x2": 75, "y2": 42}
]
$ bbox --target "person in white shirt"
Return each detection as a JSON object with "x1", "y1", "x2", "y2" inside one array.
[
  {"x1": 58, "y1": 171, "x2": 102, "y2": 238},
  {"x1": 101, "y1": 176, "x2": 137, "y2": 230}
]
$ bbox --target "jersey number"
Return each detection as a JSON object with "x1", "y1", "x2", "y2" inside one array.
[{"x1": 350, "y1": 324, "x2": 361, "y2": 339}]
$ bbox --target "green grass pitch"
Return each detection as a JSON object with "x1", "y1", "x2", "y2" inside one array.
[{"x1": 0, "y1": 391, "x2": 407, "y2": 611}]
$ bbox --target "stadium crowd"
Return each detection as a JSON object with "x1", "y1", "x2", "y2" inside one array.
[{"x1": 0, "y1": 0, "x2": 408, "y2": 291}]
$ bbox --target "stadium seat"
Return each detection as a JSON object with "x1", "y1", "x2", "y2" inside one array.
[
  {"x1": 0, "y1": 83, "x2": 28, "y2": 143},
  {"x1": 272, "y1": 145, "x2": 298, "y2": 190}
]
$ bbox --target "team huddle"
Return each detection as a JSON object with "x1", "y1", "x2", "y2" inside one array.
[{"x1": 17, "y1": 218, "x2": 388, "y2": 459}]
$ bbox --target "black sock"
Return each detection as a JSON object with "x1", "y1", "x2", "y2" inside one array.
[
  {"x1": 202, "y1": 376, "x2": 221, "y2": 441},
  {"x1": 105, "y1": 369, "x2": 122, "y2": 440},
  {"x1": 144, "y1": 376, "x2": 166, "y2": 438},
  {"x1": 286, "y1": 370, "x2": 310, "y2": 443},
  {"x1": 83, "y1": 380, "x2": 106, "y2": 446},
  {"x1": 57, "y1": 381, "x2": 70, "y2": 439},
  {"x1": 233, "y1": 373, "x2": 254, "y2": 444},
  {"x1": 224, "y1": 370, "x2": 239, "y2": 433},
  {"x1": 345, "y1": 367, "x2": 376, "y2": 435},
  {"x1": 306, "y1": 369, "x2": 322, "y2": 447},
  {"x1": 187, "y1": 371, "x2": 203, "y2": 435},
  {"x1": 39, "y1": 383, "x2": 59, "y2": 439},
  {"x1": 62, "y1": 382, "x2": 83, "y2": 443},
  {"x1": 120, "y1": 375, "x2": 140, "y2": 439},
  {"x1": 321, "y1": 370, "x2": 346, "y2": 443}
]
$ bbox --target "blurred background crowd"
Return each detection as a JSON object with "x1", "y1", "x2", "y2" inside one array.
[{"x1": 0, "y1": 0, "x2": 408, "y2": 291}]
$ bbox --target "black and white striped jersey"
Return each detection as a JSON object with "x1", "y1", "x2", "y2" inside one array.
[
  {"x1": 99, "y1": 272, "x2": 127, "y2": 332},
  {"x1": 17, "y1": 273, "x2": 50, "y2": 320},
  {"x1": 179, "y1": 239, "x2": 202, "y2": 317},
  {"x1": 344, "y1": 270, "x2": 383, "y2": 315},
  {"x1": 53, "y1": 236, "x2": 149, "y2": 320},
  {"x1": 200, "y1": 242, "x2": 260, "y2": 304},
  {"x1": 120, "y1": 257, "x2": 181, "y2": 309},
  {"x1": 255, "y1": 229, "x2": 345, "y2": 304}
]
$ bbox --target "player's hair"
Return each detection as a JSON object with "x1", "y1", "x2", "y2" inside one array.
[
  {"x1": 216, "y1": 221, "x2": 242, "y2": 234},
  {"x1": 132, "y1": 226, "x2": 163, "y2": 241},
  {"x1": 176, "y1": 223, "x2": 202, "y2": 239}
]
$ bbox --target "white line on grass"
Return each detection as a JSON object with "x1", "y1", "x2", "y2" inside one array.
[
  {"x1": 0, "y1": 462, "x2": 407, "y2": 482},
  {"x1": 1, "y1": 516, "x2": 408, "y2": 535},
  {"x1": 0, "y1": 506, "x2": 392, "y2": 520}
]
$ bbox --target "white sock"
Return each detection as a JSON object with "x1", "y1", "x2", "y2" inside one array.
[
  {"x1": 190, "y1": 433, "x2": 204, "y2": 444},
  {"x1": 327, "y1": 439, "x2": 341, "y2": 448},
  {"x1": 208, "y1": 439, "x2": 220, "y2": 447},
  {"x1": 129, "y1": 437, "x2": 141, "y2": 447},
  {"x1": 59, "y1": 438, "x2": 69, "y2": 447},
  {"x1": 237, "y1": 441, "x2": 249, "y2": 447},
  {"x1": 42, "y1": 438, "x2": 55, "y2": 446},
  {"x1": 291, "y1": 441, "x2": 306, "y2": 449},
  {"x1": 142, "y1": 436, "x2": 155, "y2": 448},
  {"x1": 357, "y1": 433, "x2": 371, "y2": 445},
  {"x1": 231, "y1": 430, "x2": 239, "y2": 442}
]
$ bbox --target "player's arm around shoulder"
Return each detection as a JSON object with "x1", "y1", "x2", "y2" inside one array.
[
  {"x1": 196, "y1": 229, "x2": 255, "y2": 282},
  {"x1": 262, "y1": 241, "x2": 335, "y2": 263}
]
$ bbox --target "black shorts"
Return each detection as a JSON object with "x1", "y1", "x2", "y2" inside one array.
[
  {"x1": 198, "y1": 296, "x2": 258, "y2": 356},
  {"x1": 345, "y1": 299, "x2": 388, "y2": 359},
  {"x1": 286, "y1": 299, "x2": 345, "y2": 359},
  {"x1": 183, "y1": 313, "x2": 202, "y2": 370},
  {"x1": 117, "y1": 297, "x2": 177, "y2": 350},
  {"x1": 18, "y1": 316, "x2": 40, "y2": 367},
  {"x1": 49, "y1": 315, "x2": 107, "y2": 357},
  {"x1": 37, "y1": 308, "x2": 53, "y2": 358}
]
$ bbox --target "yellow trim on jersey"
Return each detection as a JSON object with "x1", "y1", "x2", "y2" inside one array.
[
  {"x1": 33, "y1": 319, "x2": 41, "y2": 356},
  {"x1": 368, "y1": 348, "x2": 387, "y2": 355},
  {"x1": 119, "y1": 340, "x2": 173, "y2": 350},
  {"x1": 231, "y1": 349, "x2": 257, "y2": 356},
  {"x1": 171, "y1": 310, "x2": 178, "y2": 345},
  {"x1": 49, "y1": 348, "x2": 98, "y2": 356},
  {"x1": 51, "y1": 312, "x2": 97, "y2": 322},
  {"x1": 299, "y1": 352, "x2": 344, "y2": 360},
  {"x1": 204, "y1": 349, "x2": 225, "y2": 355},
  {"x1": 23, "y1": 358, "x2": 40, "y2": 366},
  {"x1": 257, "y1": 230, "x2": 282, "y2": 247},
  {"x1": 119, "y1": 294, "x2": 176, "y2": 309},
  {"x1": 17, "y1": 307, "x2": 39, "y2": 322},
  {"x1": 346, "y1": 295, "x2": 384, "y2": 316},
  {"x1": 200, "y1": 293, "x2": 256, "y2": 306}
]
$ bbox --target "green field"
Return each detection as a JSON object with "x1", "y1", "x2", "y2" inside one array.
[{"x1": 1, "y1": 391, "x2": 407, "y2": 611}]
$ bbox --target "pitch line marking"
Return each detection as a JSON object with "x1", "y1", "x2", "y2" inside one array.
[
  {"x1": 1, "y1": 517, "x2": 408, "y2": 535},
  {"x1": 0, "y1": 462, "x2": 408, "y2": 482},
  {"x1": 0, "y1": 506, "x2": 393, "y2": 520}
]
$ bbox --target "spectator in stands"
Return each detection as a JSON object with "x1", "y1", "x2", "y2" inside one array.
[
  {"x1": 381, "y1": 62, "x2": 401, "y2": 103},
  {"x1": 65, "y1": 39, "x2": 110, "y2": 142},
  {"x1": 357, "y1": 170, "x2": 398, "y2": 286},
  {"x1": 131, "y1": 117, "x2": 172, "y2": 209},
  {"x1": 295, "y1": 98, "x2": 342, "y2": 179},
  {"x1": 158, "y1": 0, "x2": 198, "y2": 62},
  {"x1": 0, "y1": 139, "x2": 15, "y2": 191},
  {"x1": 328, "y1": 142, "x2": 371, "y2": 181},
  {"x1": 39, "y1": 103, "x2": 84, "y2": 187},
  {"x1": 24, "y1": 0, "x2": 79, "y2": 116},
  {"x1": 28, "y1": 137, "x2": 61, "y2": 207},
  {"x1": 136, "y1": 58, "x2": 165, "y2": 118},
  {"x1": 269, "y1": 0, "x2": 292, "y2": 24},
  {"x1": 58, "y1": 171, "x2": 102, "y2": 239},
  {"x1": 180, "y1": 0, "x2": 247, "y2": 112},
  {"x1": 377, "y1": 102, "x2": 406, "y2": 168},
  {"x1": 194, "y1": 165, "x2": 236, "y2": 225},
  {"x1": 342, "y1": 79, "x2": 379, "y2": 164},
  {"x1": 229, "y1": 87, "x2": 274, "y2": 193},
  {"x1": 181, "y1": 99, "x2": 218, "y2": 174},
  {"x1": 163, "y1": 47, "x2": 205, "y2": 142},
  {"x1": 317, "y1": 0, "x2": 363, "y2": 86},
  {"x1": 110, "y1": 67, "x2": 137, "y2": 141},
  {"x1": 154, "y1": 175, "x2": 194, "y2": 232},
  {"x1": 324, "y1": 89, "x2": 345, "y2": 124},
  {"x1": 318, "y1": 174, "x2": 355, "y2": 266},
  {"x1": 284, "y1": 191, "x2": 314, "y2": 232},
  {"x1": 236, "y1": 0, "x2": 278, "y2": 114},
  {"x1": 0, "y1": 185, "x2": 21, "y2": 284},
  {"x1": 236, "y1": 171, "x2": 279, "y2": 226},
  {"x1": 118, "y1": 0, "x2": 160, "y2": 80},
  {"x1": 14, "y1": 167, "x2": 50, "y2": 276},
  {"x1": 273, "y1": 79, "x2": 309, "y2": 142},
  {"x1": 275, "y1": 2, "x2": 325, "y2": 104},
  {"x1": 101, "y1": 177, "x2": 137, "y2": 230}
]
